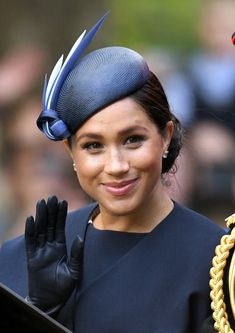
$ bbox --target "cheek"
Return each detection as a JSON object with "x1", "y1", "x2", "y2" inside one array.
[
  {"x1": 74, "y1": 154, "x2": 104, "y2": 182},
  {"x1": 132, "y1": 141, "x2": 164, "y2": 172},
  {"x1": 136, "y1": 151, "x2": 163, "y2": 173}
]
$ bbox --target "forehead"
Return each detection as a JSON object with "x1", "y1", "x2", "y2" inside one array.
[{"x1": 75, "y1": 97, "x2": 155, "y2": 136}]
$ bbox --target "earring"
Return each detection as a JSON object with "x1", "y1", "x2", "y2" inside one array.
[
  {"x1": 163, "y1": 150, "x2": 169, "y2": 159},
  {"x1": 73, "y1": 162, "x2": 77, "y2": 172}
]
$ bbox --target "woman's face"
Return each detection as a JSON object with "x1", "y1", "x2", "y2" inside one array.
[{"x1": 67, "y1": 97, "x2": 173, "y2": 217}]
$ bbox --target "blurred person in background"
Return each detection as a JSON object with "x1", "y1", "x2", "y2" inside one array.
[
  {"x1": 146, "y1": 0, "x2": 235, "y2": 227},
  {"x1": 0, "y1": 46, "x2": 89, "y2": 244},
  {"x1": 185, "y1": 0, "x2": 235, "y2": 225},
  {"x1": 0, "y1": 44, "x2": 48, "y2": 243},
  {"x1": 1, "y1": 97, "x2": 89, "y2": 243}
]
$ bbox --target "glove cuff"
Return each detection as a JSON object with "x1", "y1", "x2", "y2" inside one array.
[{"x1": 25, "y1": 295, "x2": 64, "y2": 317}]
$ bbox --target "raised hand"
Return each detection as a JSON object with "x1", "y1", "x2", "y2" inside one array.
[{"x1": 25, "y1": 196, "x2": 83, "y2": 314}]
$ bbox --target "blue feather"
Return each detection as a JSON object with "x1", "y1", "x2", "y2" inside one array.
[
  {"x1": 42, "y1": 75, "x2": 48, "y2": 108},
  {"x1": 49, "y1": 11, "x2": 109, "y2": 109}
]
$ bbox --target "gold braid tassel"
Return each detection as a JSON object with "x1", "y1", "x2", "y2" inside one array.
[{"x1": 210, "y1": 213, "x2": 235, "y2": 333}]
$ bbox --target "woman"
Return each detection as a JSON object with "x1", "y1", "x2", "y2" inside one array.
[{"x1": 0, "y1": 13, "x2": 225, "y2": 333}]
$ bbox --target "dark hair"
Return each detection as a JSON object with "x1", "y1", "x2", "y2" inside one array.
[{"x1": 130, "y1": 71, "x2": 183, "y2": 174}]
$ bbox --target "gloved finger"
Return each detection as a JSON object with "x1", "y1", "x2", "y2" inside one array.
[
  {"x1": 35, "y1": 199, "x2": 47, "y2": 247},
  {"x1": 47, "y1": 196, "x2": 59, "y2": 242},
  {"x1": 68, "y1": 235, "x2": 84, "y2": 274},
  {"x1": 25, "y1": 216, "x2": 36, "y2": 256},
  {"x1": 55, "y1": 200, "x2": 68, "y2": 243}
]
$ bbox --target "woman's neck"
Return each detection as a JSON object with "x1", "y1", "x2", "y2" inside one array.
[{"x1": 93, "y1": 193, "x2": 174, "y2": 233}]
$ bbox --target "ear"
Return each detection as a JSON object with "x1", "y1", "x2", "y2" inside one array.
[
  {"x1": 63, "y1": 139, "x2": 74, "y2": 160},
  {"x1": 164, "y1": 121, "x2": 174, "y2": 150}
]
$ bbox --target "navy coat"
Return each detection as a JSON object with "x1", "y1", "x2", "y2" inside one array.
[{"x1": 0, "y1": 202, "x2": 225, "y2": 333}]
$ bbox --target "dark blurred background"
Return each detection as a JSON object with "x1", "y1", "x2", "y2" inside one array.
[{"x1": 0, "y1": 0, "x2": 234, "y2": 243}]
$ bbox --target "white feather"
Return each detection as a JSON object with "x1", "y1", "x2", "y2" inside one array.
[
  {"x1": 45, "y1": 55, "x2": 64, "y2": 103},
  {"x1": 47, "y1": 30, "x2": 86, "y2": 108},
  {"x1": 61, "y1": 30, "x2": 86, "y2": 71}
]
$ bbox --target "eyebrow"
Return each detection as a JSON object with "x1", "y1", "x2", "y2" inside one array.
[{"x1": 75, "y1": 125, "x2": 148, "y2": 142}]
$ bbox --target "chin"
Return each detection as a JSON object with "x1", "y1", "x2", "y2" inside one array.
[{"x1": 100, "y1": 198, "x2": 141, "y2": 217}]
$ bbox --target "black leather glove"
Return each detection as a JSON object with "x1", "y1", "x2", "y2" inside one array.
[{"x1": 25, "y1": 195, "x2": 83, "y2": 314}]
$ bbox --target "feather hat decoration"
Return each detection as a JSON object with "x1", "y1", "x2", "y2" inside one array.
[{"x1": 37, "y1": 12, "x2": 109, "y2": 140}]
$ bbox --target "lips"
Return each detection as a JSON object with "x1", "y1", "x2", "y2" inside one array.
[{"x1": 102, "y1": 178, "x2": 139, "y2": 196}]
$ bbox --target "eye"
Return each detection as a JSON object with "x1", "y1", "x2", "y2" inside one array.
[
  {"x1": 125, "y1": 135, "x2": 145, "y2": 147},
  {"x1": 82, "y1": 142, "x2": 104, "y2": 152}
]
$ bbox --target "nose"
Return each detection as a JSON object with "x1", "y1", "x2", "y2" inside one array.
[{"x1": 104, "y1": 148, "x2": 129, "y2": 176}]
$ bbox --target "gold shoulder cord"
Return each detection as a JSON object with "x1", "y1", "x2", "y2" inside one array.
[{"x1": 210, "y1": 213, "x2": 235, "y2": 333}]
